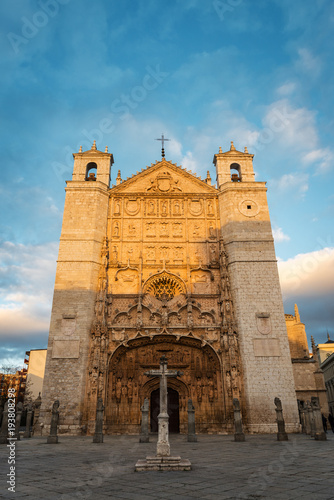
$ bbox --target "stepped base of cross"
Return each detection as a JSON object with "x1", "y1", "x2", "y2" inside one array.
[{"x1": 135, "y1": 455, "x2": 191, "y2": 471}]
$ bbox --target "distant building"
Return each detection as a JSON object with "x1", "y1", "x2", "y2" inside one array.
[
  {"x1": 316, "y1": 334, "x2": 334, "y2": 415},
  {"x1": 0, "y1": 368, "x2": 27, "y2": 403},
  {"x1": 24, "y1": 349, "x2": 47, "y2": 403},
  {"x1": 316, "y1": 333, "x2": 334, "y2": 364},
  {"x1": 285, "y1": 304, "x2": 328, "y2": 415}
]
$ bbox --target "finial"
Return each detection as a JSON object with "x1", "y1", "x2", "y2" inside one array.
[
  {"x1": 205, "y1": 170, "x2": 211, "y2": 185},
  {"x1": 116, "y1": 169, "x2": 122, "y2": 186},
  {"x1": 311, "y1": 335, "x2": 316, "y2": 352},
  {"x1": 92, "y1": 140, "x2": 97, "y2": 150},
  {"x1": 219, "y1": 146, "x2": 223, "y2": 154},
  {"x1": 244, "y1": 146, "x2": 248, "y2": 153},
  {"x1": 79, "y1": 145, "x2": 82, "y2": 153},
  {"x1": 230, "y1": 141, "x2": 236, "y2": 151},
  {"x1": 294, "y1": 304, "x2": 300, "y2": 322},
  {"x1": 105, "y1": 146, "x2": 108, "y2": 153},
  {"x1": 328, "y1": 331, "x2": 331, "y2": 342}
]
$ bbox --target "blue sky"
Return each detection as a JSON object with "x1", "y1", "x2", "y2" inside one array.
[{"x1": 1, "y1": 0, "x2": 334, "y2": 367}]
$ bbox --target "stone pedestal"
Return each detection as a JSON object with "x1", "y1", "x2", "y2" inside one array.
[
  {"x1": 135, "y1": 455, "x2": 191, "y2": 471},
  {"x1": 93, "y1": 398, "x2": 104, "y2": 443},
  {"x1": 24, "y1": 405, "x2": 33, "y2": 438},
  {"x1": 308, "y1": 402, "x2": 315, "y2": 437},
  {"x1": 311, "y1": 397, "x2": 326, "y2": 441},
  {"x1": 274, "y1": 397, "x2": 288, "y2": 441},
  {"x1": 32, "y1": 393, "x2": 42, "y2": 436},
  {"x1": 233, "y1": 398, "x2": 245, "y2": 442},
  {"x1": 139, "y1": 398, "x2": 149, "y2": 443},
  {"x1": 187, "y1": 399, "x2": 197, "y2": 442},
  {"x1": 0, "y1": 402, "x2": 8, "y2": 444},
  {"x1": 15, "y1": 403, "x2": 23, "y2": 441},
  {"x1": 47, "y1": 400, "x2": 59, "y2": 444}
]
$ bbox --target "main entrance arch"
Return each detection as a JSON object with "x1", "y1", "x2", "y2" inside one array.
[
  {"x1": 105, "y1": 334, "x2": 225, "y2": 434},
  {"x1": 150, "y1": 387, "x2": 180, "y2": 433}
]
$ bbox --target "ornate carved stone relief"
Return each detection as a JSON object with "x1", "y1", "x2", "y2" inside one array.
[{"x1": 146, "y1": 171, "x2": 182, "y2": 193}]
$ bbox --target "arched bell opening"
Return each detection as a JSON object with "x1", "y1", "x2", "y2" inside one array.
[
  {"x1": 230, "y1": 162, "x2": 241, "y2": 182},
  {"x1": 86, "y1": 162, "x2": 97, "y2": 181}
]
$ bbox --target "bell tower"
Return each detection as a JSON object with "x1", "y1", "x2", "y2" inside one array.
[
  {"x1": 40, "y1": 142, "x2": 113, "y2": 434},
  {"x1": 214, "y1": 142, "x2": 300, "y2": 433}
]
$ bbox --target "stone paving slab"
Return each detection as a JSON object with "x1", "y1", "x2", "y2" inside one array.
[{"x1": 0, "y1": 433, "x2": 333, "y2": 499}]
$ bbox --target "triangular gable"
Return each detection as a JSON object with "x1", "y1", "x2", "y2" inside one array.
[{"x1": 110, "y1": 159, "x2": 217, "y2": 195}]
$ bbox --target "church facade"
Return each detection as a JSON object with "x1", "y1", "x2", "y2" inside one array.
[{"x1": 39, "y1": 141, "x2": 300, "y2": 435}]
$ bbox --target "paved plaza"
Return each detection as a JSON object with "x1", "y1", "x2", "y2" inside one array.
[{"x1": 1, "y1": 433, "x2": 334, "y2": 500}]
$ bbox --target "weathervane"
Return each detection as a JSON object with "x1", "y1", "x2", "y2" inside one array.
[{"x1": 156, "y1": 133, "x2": 170, "y2": 158}]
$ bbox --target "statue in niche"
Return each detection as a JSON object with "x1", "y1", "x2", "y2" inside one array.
[
  {"x1": 209, "y1": 223, "x2": 215, "y2": 239},
  {"x1": 128, "y1": 379, "x2": 133, "y2": 401},
  {"x1": 196, "y1": 379, "x2": 202, "y2": 402},
  {"x1": 174, "y1": 200, "x2": 181, "y2": 214},
  {"x1": 114, "y1": 200, "x2": 120, "y2": 215},
  {"x1": 161, "y1": 201, "x2": 168, "y2": 215},
  {"x1": 148, "y1": 200, "x2": 155, "y2": 214},
  {"x1": 208, "y1": 200, "x2": 214, "y2": 214},
  {"x1": 210, "y1": 244, "x2": 217, "y2": 262},
  {"x1": 112, "y1": 246, "x2": 118, "y2": 262},
  {"x1": 113, "y1": 222, "x2": 119, "y2": 237},
  {"x1": 226, "y1": 371, "x2": 232, "y2": 395},
  {"x1": 116, "y1": 378, "x2": 122, "y2": 402}
]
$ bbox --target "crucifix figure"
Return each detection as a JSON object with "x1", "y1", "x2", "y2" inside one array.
[
  {"x1": 156, "y1": 134, "x2": 170, "y2": 158},
  {"x1": 145, "y1": 355, "x2": 183, "y2": 456}
]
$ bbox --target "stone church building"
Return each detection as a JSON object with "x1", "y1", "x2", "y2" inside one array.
[{"x1": 39, "y1": 140, "x2": 301, "y2": 435}]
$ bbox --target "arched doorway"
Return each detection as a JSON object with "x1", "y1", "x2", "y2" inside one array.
[
  {"x1": 150, "y1": 387, "x2": 180, "y2": 433},
  {"x1": 105, "y1": 334, "x2": 224, "y2": 434}
]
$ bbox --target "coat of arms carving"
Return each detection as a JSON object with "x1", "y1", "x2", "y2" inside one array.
[{"x1": 256, "y1": 313, "x2": 271, "y2": 335}]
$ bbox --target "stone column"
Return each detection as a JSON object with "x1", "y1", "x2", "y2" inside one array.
[
  {"x1": 47, "y1": 400, "x2": 59, "y2": 444},
  {"x1": 0, "y1": 400, "x2": 4, "y2": 427},
  {"x1": 304, "y1": 401, "x2": 311, "y2": 435},
  {"x1": 307, "y1": 401, "x2": 315, "y2": 437},
  {"x1": 233, "y1": 398, "x2": 245, "y2": 442},
  {"x1": 187, "y1": 399, "x2": 197, "y2": 442},
  {"x1": 298, "y1": 401, "x2": 306, "y2": 434},
  {"x1": 139, "y1": 398, "x2": 149, "y2": 443},
  {"x1": 311, "y1": 397, "x2": 326, "y2": 441},
  {"x1": 32, "y1": 393, "x2": 42, "y2": 435},
  {"x1": 93, "y1": 398, "x2": 104, "y2": 443},
  {"x1": 157, "y1": 368, "x2": 170, "y2": 457},
  {"x1": 0, "y1": 402, "x2": 8, "y2": 444},
  {"x1": 274, "y1": 397, "x2": 288, "y2": 441},
  {"x1": 23, "y1": 403, "x2": 33, "y2": 438},
  {"x1": 15, "y1": 402, "x2": 23, "y2": 441}
]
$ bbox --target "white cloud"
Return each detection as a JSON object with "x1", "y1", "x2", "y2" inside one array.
[
  {"x1": 262, "y1": 99, "x2": 318, "y2": 151},
  {"x1": 272, "y1": 172, "x2": 309, "y2": 198},
  {"x1": 278, "y1": 247, "x2": 334, "y2": 298},
  {"x1": 272, "y1": 227, "x2": 290, "y2": 242},
  {"x1": 0, "y1": 241, "x2": 58, "y2": 337},
  {"x1": 302, "y1": 148, "x2": 334, "y2": 174},
  {"x1": 296, "y1": 48, "x2": 322, "y2": 76},
  {"x1": 276, "y1": 82, "x2": 296, "y2": 96}
]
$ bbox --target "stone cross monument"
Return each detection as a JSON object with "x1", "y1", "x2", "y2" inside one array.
[
  {"x1": 145, "y1": 355, "x2": 183, "y2": 457},
  {"x1": 135, "y1": 356, "x2": 191, "y2": 471}
]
